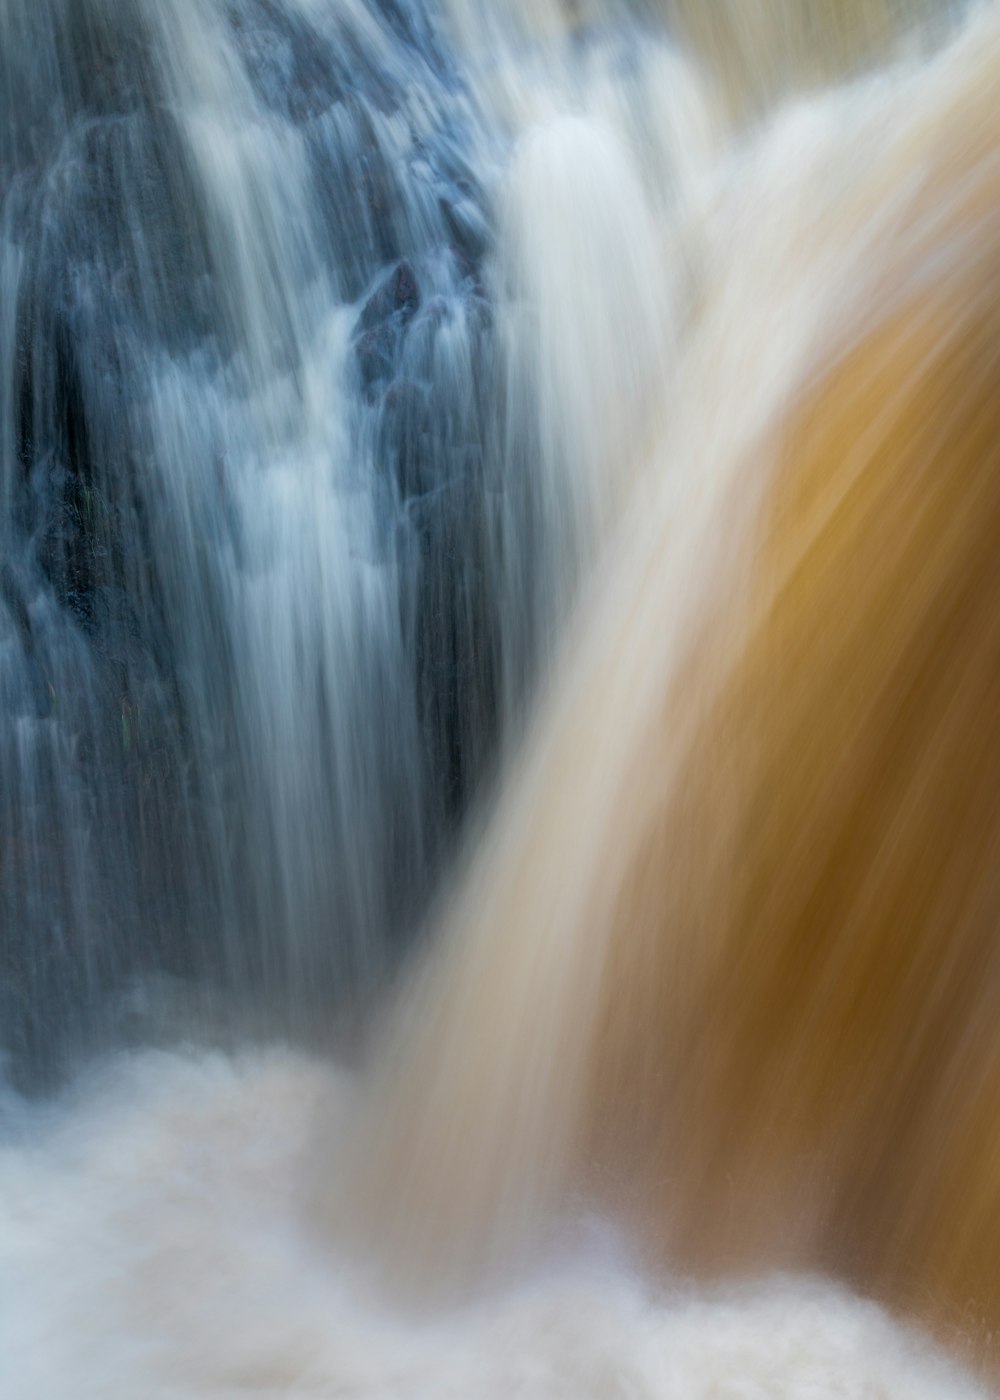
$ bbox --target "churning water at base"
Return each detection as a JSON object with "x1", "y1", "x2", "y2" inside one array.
[
  {"x1": 6, "y1": 0, "x2": 1000, "y2": 1394},
  {"x1": 2, "y1": 1048, "x2": 992, "y2": 1400}
]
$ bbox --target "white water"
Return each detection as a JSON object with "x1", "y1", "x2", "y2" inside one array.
[{"x1": 2, "y1": 1047, "x2": 991, "y2": 1400}]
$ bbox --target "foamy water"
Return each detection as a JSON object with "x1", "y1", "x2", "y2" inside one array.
[{"x1": 1, "y1": 1047, "x2": 991, "y2": 1400}]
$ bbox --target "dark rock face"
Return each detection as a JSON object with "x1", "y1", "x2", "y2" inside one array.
[{"x1": 363, "y1": 260, "x2": 423, "y2": 326}]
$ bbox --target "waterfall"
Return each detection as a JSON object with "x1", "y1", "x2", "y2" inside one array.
[
  {"x1": 3, "y1": 1, "x2": 1000, "y2": 1396},
  {"x1": 1, "y1": 0, "x2": 650, "y2": 1079}
]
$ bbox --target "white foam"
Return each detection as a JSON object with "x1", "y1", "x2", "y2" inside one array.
[{"x1": 1, "y1": 1048, "x2": 990, "y2": 1400}]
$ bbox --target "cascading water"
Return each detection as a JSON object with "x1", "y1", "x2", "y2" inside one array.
[
  {"x1": 4, "y1": 0, "x2": 1000, "y2": 1396},
  {"x1": 0, "y1": 0, "x2": 633, "y2": 1079}
]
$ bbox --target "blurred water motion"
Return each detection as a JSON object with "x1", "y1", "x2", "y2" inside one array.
[
  {"x1": 0, "y1": 0, "x2": 605, "y2": 1079},
  {"x1": 3, "y1": 0, "x2": 1000, "y2": 1394}
]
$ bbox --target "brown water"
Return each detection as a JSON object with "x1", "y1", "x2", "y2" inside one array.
[{"x1": 344, "y1": 0, "x2": 1000, "y2": 1377}]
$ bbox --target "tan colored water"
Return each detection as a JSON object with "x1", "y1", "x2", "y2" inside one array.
[{"x1": 344, "y1": 0, "x2": 1000, "y2": 1379}]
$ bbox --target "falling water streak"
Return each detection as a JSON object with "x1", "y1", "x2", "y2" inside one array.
[{"x1": 339, "y1": 0, "x2": 1000, "y2": 1374}]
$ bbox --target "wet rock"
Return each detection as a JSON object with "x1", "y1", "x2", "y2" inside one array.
[
  {"x1": 441, "y1": 194, "x2": 492, "y2": 274},
  {"x1": 360, "y1": 259, "x2": 421, "y2": 331},
  {"x1": 379, "y1": 379, "x2": 434, "y2": 499},
  {"x1": 355, "y1": 261, "x2": 424, "y2": 394},
  {"x1": 355, "y1": 323, "x2": 398, "y2": 395},
  {"x1": 0, "y1": 563, "x2": 33, "y2": 647}
]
